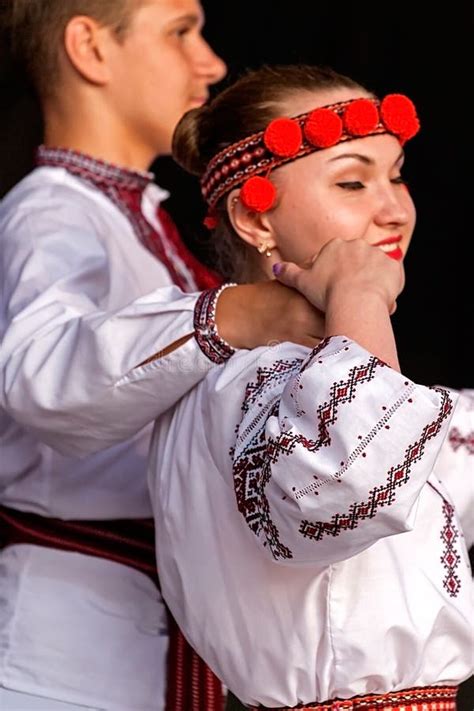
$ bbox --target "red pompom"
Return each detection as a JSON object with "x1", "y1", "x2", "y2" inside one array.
[
  {"x1": 263, "y1": 118, "x2": 302, "y2": 157},
  {"x1": 203, "y1": 214, "x2": 218, "y2": 229},
  {"x1": 240, "y1": 176, "x2": 276, "y2": 212},
  {"x1": 304, "y1": 108, "x2": 343, "y2": 148},
  {"x1": 343, "y1": 99, "x2": 379, "y2": 136},
  {"x1": 380, "y1": 94, "x2": 420, "y2": 142}
]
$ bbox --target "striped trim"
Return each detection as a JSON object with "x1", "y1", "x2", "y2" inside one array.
[{"x1": 249, "y1": 686, "x2": 458, "y2": 710}]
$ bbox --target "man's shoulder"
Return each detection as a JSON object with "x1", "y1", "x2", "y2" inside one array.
[{"x1": 0, "y1": 166, "x2": 112, "y2": 220}]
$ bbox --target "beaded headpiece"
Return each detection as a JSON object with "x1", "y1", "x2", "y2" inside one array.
[{"x1": 201, "y1": 94, "x2": 419, "y2": 227}]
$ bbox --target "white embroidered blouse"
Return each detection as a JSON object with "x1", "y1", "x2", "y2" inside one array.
[{"x1": 149, "y1": 336, "x2": 474, "y2": 708}]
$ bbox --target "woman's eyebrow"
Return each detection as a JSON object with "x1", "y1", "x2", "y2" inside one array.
[
  {"x1": 328, "y1": 153, "x2": 373, "y2": 165},
  {"x1": 328, "y1": 149, "x2": 405, "y2": 167}
]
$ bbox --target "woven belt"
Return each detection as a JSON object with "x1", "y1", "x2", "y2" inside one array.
[
  {"x1": 249, "y1": 685, "x2": 458, "y2": 710},
  {"x1": 0, "y1": 504, "x2": 224, "y2": 711}
]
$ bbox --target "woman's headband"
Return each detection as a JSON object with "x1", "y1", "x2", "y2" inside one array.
[{"x1": 201, "y1": 94, "x2": 419, "y2": 226}]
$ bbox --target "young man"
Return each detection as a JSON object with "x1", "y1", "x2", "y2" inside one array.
[{"x1": 0, "y1": 1, "x2": 325, "y2": 709}]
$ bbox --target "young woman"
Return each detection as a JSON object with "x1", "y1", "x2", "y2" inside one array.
[{"x1": 149, "y1": 65, "x2": 473, "y2": 710}]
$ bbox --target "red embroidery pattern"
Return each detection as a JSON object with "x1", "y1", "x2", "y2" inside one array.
[
  {"x1": 234, "y1": 403, "x2": 293, "y2": 560},
  {"x1": 36, "y1": 146, "x2": 209, "y2": 292},
  {"x1": 240, "y1": 359, "x2": 303, "y2": 416},
  {"x1": 232, "y1": 359, "x2": 303, "y2": 561},
  {"x1": 294, "y1": 383, "x2": 416, "y2": 501},
  {"x1": 300, "y1": 389, "x2": 453, "y2": 541},
  {"x1": 232, "y1": 351, "x2": 385, "y2": 560},
  {"x1": 448, "y1": 426, "x2": 474, "y2": 454},
  {"x1": 440, "y1": 499, "x2": 462, "y2": 598},
  {"x1": 269, "y1": 357, "x2": 384, "y2": 460},
  {"x1": 247, "y1": 684, "x2": 458, "y2": 711}
]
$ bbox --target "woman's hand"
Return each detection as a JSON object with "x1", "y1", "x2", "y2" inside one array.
[
  {"x1": 273, "y1": 238, "x2": 405, "y2": 314},
  {"x1": 272, "y1": 238, "x2": 405, "y2": 370}
]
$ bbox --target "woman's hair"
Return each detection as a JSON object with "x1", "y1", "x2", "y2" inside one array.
[
  {"x1": 1, "y1": 0, "x2": 141, "y2": 98},
  {"x1": 173, "y1": 64, "x2": 366, "y2": 282}
]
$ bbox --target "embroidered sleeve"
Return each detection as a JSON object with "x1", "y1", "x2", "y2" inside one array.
[
  {"x1": 194, "y1": 284, "x2": 237, "y2": 364},
  {"x1": 231, "y1": 336, "x2": 454, "y2": 566},
  {"x1": 433, "y1": 389, "x2": 474, "y2": 547}
]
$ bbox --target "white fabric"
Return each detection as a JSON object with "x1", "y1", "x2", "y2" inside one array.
[
  {"x1": 149, "y1": 337, "x2": 474, "y2": 708},
  {"x1": 0, "y1": 167, "x2": 219, "y2": 711},
  {"x1": 0, "y1": 166, "x2": 215, "y2": 458},
  {"x1": 0, "y1": 686, "x2": 101, "y2": 709}
]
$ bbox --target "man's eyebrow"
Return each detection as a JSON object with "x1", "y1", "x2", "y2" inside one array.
[{"x1": 168, "y1": 13, "x2": 201, "y2": 27}]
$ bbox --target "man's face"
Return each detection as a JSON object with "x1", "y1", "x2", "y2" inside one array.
[{"x1": 105, "y1": 0, "x2": 226, "y2": 158}]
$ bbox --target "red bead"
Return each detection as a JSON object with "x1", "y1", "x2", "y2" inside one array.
[
  {"x1": 203, "y1": 214, "x2": 218, "y2": 230},
  {"x1": 221, "y1": 164, "x2": 229, "y2": 175},
  {"x1": 240, "y1": 176, "x2": 277, "y2": 212},
  {"x1": 343, "y1": 98, "x2": 379, "y2": 136},
  {"x1": 242, "y1": 152, "x2": 252, "y2": 164},
  {"x1": 264, "y1": 118, "x2": 302, "y2": 157},
  {"x1": 380, "y1": 94, "x2": 420, "y2": 141},
  {"x1": 230, "y1": 158, "x2": 240, "y2": 169},
  {"x1": 304, "y1": 108, "x2": 343, "y2": 148}
]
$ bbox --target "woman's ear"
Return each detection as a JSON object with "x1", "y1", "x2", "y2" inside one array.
[
  {"x1": 63, "y1": 15, "x2": 112, "y2": 85},
  {"x1": 226, "y1": 189, "x2": 277, "y2": 252}
]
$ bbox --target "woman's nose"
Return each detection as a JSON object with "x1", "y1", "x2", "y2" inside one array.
[{"x1": 374, "y1": 186, "x2": 412, "y2": 227}]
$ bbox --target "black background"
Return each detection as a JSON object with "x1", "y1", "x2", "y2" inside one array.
[{"x1": 0, "y1": 2, "x2": 472, "y2": 706}]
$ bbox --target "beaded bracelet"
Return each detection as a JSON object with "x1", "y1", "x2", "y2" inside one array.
[{"x1": 194, "y1": 283, "x2": 238, "y2": 364}]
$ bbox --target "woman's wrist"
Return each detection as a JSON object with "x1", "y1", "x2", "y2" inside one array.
[{"x1": 325, "y1": 289, "x2": 400, "y2": 371}]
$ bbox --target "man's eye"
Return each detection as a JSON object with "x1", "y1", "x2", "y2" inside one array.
[
  {"x1": 173, "y1": 25, "x2": 191, "y2": 38},
  {"x1": 336, "y1": 181, "x2": 365, "y2": 191}
]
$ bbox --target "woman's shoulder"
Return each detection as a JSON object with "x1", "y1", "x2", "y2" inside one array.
[{"x1": 204, "y1": 341, "x2": 311, "y2": 397}]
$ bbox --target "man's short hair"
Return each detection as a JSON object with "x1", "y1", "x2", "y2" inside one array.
[{"x1": 1, "y1": 0, "x2": 140, "y2": 98}]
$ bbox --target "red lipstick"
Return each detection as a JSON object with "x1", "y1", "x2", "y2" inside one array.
[
  {"x1": 373, "y1": 236, "x2": 404, "y2": 261},
  {"x1": 373, "y1": 236, "x2": 402, "y2": 247},
  {"x1": 386, "y1": 246, "x2": 403, "y2": 261}
]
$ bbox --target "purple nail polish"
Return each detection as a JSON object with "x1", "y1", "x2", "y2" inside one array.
[{"x1": 272, "y1": 262, "x2": 283, "y2": 276}]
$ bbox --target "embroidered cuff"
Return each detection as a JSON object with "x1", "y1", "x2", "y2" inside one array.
[{"x1": 194, "y1": 284, "x2": 237, "y2": 364}]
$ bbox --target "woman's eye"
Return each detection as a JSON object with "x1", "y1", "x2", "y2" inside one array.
[
  {"x1": 336, "y1": 181, "x2": 365, "y2": 191},
  {"x1": 391, "y1": 176, "x2": 408, "y2": 186}
]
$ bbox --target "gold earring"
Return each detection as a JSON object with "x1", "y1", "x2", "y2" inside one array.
[{"x1": 257, "y1": 243, "x2": 273, "y2": 258}]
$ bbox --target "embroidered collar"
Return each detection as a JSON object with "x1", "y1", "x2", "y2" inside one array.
[
  {"x1": 36, "y1": 145, "x2": 155, "y2": 192},
  {"x1": 35, "y1": 144, "x2": 203, "y2": 292}
]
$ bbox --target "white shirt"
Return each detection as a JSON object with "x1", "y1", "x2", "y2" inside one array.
[
  {"x1": 0, "y1": 165, "x2": 222, "y2": 710},
  {"x1": 149, "y1": 337, "x2": 474, "y2": 707}
]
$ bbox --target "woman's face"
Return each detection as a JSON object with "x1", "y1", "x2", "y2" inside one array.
[{"x1": 264, "y1": 88, "x2": 416, "y2": 268}]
